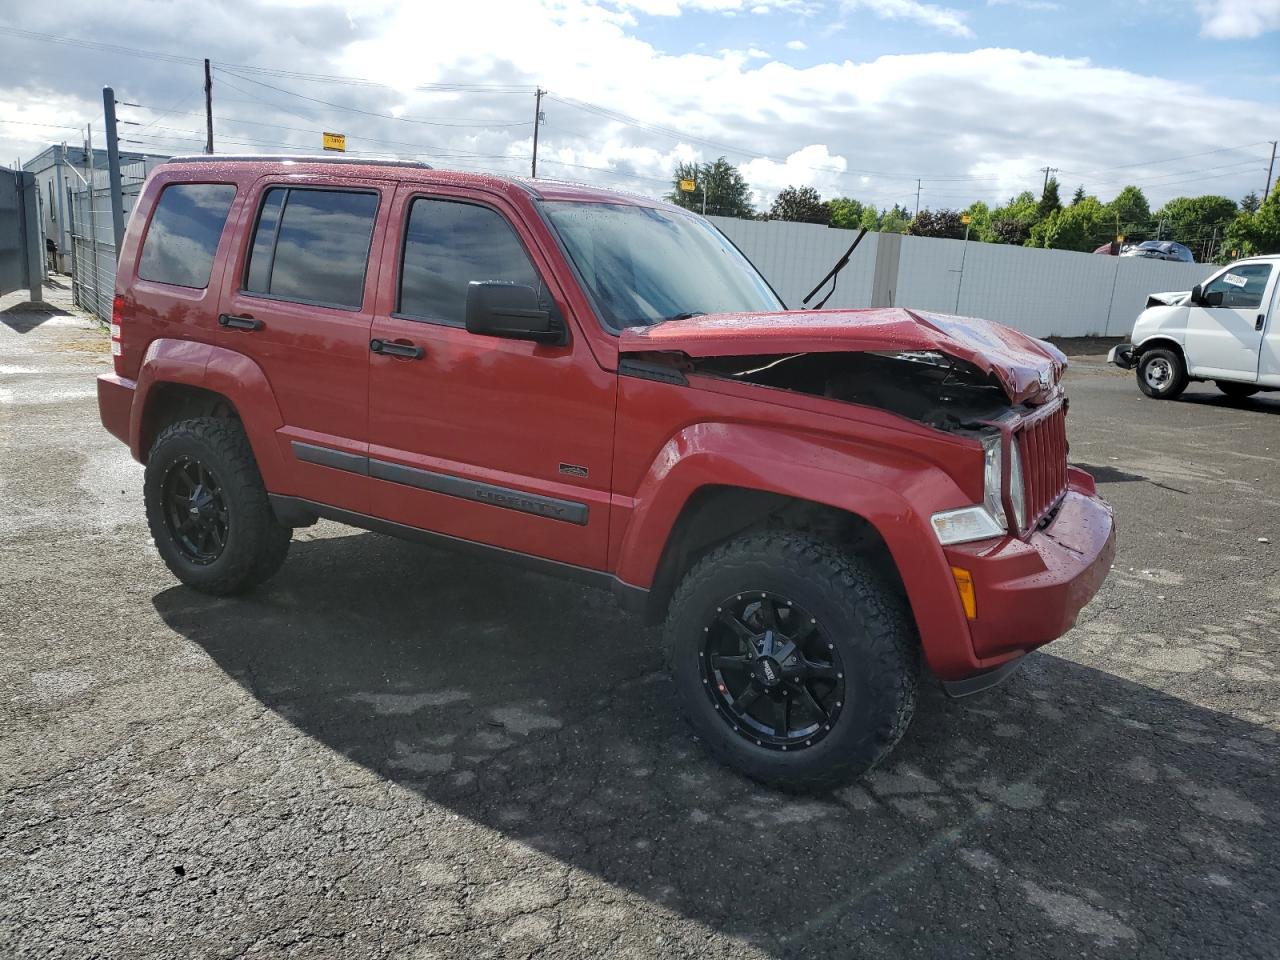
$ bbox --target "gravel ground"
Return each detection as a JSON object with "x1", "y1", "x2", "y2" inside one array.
[{"x1": 2, "y1": 285, "x2": 1278, "y2": 959}]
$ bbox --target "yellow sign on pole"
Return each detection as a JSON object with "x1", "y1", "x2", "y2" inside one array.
[
  {"x1": 322, "y1": 132, "x2": 347, "y2": 152},
  {"x1": 678, "y1": 178, "x2": 697, "y2": 193},
  {"x1": 1116, "y1": 234, "x2": 1125, "y2": 243},
  {"x1": 960, "y1": 214, "x2": 972, "y2": 225}
]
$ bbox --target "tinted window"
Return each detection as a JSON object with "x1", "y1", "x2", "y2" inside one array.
[
  {"x1": 399, "y1": 199, "x2": 538, "y2": 324},
  {"x1": 244, "y1": 187, "x2": 378, "y2": 309},
  {"x1": 1204, "y1": 263, "x2": 1272, "y2": 310},
  {"x1": 138, "y1": 183, "x2": 237, "y2": 288}
]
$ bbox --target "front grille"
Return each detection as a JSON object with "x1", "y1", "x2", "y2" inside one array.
[{"x1": 1017, "y1": 400, "x2": 1068, "y2": 532}]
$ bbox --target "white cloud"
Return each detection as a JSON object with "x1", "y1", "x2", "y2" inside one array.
[
  {"x1": 740, "y1": 144, "x2": 849, "y2": 208},
  {"x1": 841, "y1": 0, "x2": 973, "y2": 38},
  {"x1": 747, "y1": 47, "x2": 771, "y2": 58},
  {"x1": 3, "y1": 1, "x2": 1279, "y2": 213},
  {"x1": 786, "y1": 39, "x2": 808, "y2": 49},
  {"x1": 1195, "y1": 0, "x2": 1280, "y2": 38}
]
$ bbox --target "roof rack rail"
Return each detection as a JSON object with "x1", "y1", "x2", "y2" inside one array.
[{"x1": 164, "y1": 153, "x2": 433, "y2": 169}]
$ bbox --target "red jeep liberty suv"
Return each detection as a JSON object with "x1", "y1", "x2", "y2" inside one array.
[{"x1": 98, "y1": 156, "x2": 1115, "y2": 790}]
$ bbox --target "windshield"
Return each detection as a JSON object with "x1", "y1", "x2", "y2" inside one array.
[{"x1": 542, "y1": 201, "x2": 783, "y2": 328}]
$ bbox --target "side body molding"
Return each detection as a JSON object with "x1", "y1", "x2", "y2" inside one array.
[
  {"x1": 128, "y1": 338, "x2": 290, "y2": 489},
  {"x1": 611, "y1": 422, "x2": 981, "y2": 678}
]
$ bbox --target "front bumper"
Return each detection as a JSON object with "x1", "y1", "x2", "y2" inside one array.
[
  {"x1": 943, "y1": 468, "x2": 1116, "y2": 667},
  {"x1": 1107, "y1": 343, "x2": 1136, "y2": 369}
]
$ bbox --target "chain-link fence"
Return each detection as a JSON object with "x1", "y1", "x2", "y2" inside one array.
[{"x1": 67, "y1": 159, "x2": 150, "y2": 321}]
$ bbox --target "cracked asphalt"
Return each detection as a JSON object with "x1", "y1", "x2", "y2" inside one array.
[{"x1": 2, "y1": 284, "x2": 1278, "y2": 959}]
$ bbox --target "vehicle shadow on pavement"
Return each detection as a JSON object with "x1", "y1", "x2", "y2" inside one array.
[
  {"x1": 155, "y1": 531, "x2": 1279, "y2": 958},
  {"x1": 1176, "y1": 392, "x2": 1280, "y2": 415}
]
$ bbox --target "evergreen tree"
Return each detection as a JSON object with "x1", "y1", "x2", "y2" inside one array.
[
  {"x1": 770, "y1": 186, "x2": 829, "y2": 224},
  {"x1": 1037, "y1": 176, "x2": 1062, "y2": 220}
]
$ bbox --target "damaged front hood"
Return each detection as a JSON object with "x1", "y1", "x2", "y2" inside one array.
[
  {"x1": 619, "y1": 307, "x2": 1066, "y2": 404},
  {"x1": 1146, "y1": 290, "x2": 1190, "y2": 308}
]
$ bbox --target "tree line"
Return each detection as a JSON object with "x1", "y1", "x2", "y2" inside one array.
[{"x1": 668, "y1": 157, "x2": 1280, "y2": 262}]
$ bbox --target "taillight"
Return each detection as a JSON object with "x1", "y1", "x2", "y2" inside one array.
[{"x1": 110, "y1": 295, "x2": 124, "y2": 367}]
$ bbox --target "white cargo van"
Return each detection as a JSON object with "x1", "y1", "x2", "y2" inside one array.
[{"x1": 1109, "y1": 255, "x2": 1279, "y2": 399}]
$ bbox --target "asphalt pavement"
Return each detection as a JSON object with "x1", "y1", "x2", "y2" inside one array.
[{"x1": 2, "y1": 285, "x2": 1278, "y2": 959}]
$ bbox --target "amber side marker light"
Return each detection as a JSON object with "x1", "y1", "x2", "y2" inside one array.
[{"x1": 951, "y1": 566, "x2": 977, "y2": 620}]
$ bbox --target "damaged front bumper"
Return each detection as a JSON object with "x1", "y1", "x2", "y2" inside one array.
[
  {"x1": 1107, "y1": 343, "x2": 1136, "y2": 369},
  {"x1": 941, "y1": 467, "x2": 1116, "y2": 674}
]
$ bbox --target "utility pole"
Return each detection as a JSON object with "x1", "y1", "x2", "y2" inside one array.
[
  {"x1": 914, "y1": 179, "x2": 921, "y2": 218},
  {"x1": 531, "y1": 87, "x2": 545, "y2": 178},
  {"x1": 1040, "y1": 165, "x2": 1058, "y2": 194},
  {"x1": 204, "y1": 59, "x2": 214, "y2": 155},
  {"x1": 1265, "y1": 140, "x2": 1277, "y2": 199},
  {"x1": 102, "y1": 87, "x2": 125, "y2": 251}
]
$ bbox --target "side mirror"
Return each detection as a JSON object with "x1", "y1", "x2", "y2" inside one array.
[
  {"x1": 465, "y1": 281, "x2": 565, "y2": 345},
  {"x1": 1189, "y1": 283, "x2": 1204, "y2": 306}
]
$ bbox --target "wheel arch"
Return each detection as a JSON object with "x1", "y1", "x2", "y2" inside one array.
[
  {"x1": 1134, "y1": 336, "x2": 1186, "y2": 362},
  {"x1": 130, "y1": 338, "x2": 288, "y2": 488},
  {"x1": 641, "y1": 485, "x2": 909, "y2": 627},
  {"x1": 137, "y1": 383, "x2": 241, "y2": 464}
]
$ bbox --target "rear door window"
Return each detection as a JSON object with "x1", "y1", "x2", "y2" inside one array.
[
  {"x1": 137, "y1": 183, "x2": 237, "y2": 289},
  {"x1": 244, "y1": 187, "x2": 379, "y2": 309},
  {"x1": 397, "y1": 198, "x2": 539, "y2": 325}
]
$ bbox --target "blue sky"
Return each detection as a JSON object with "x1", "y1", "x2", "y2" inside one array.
[
  {"x1": 654, "y1": 1, "x2": 1280, "y2": 97},
  {"x1": 2, "y1": 0, "x2": 1278, "y2": 212}
]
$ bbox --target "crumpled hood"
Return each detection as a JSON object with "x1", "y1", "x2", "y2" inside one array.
[
  {"x1": 1146, "y1": 290, "x2": 1190, "y2": 307},
  {"x1": 619, "y1": 307, "x2": 1067, "y2": 405}
]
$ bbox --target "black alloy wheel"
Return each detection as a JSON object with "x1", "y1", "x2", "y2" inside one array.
[
  {"x1": 160, "y1": 455, "x2": 229, "y2": 565},
  {"x1": 701, "y1": 591, "x2": 845, "y2": 751}
]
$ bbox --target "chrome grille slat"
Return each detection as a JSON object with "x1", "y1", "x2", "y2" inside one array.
[{"x1": 1016, "y1": 400, "x2": 1068, "y2": 532}]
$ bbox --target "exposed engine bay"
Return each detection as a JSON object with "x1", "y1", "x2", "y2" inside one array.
[{"x1": 692, "y1": 349, "x2": 1016, "y2": 432}]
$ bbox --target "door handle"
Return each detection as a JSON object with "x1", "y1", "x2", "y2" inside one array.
[
  {"x1": 1257, "y1": 314, "x2": 1266, "y2": 332},
  {"x1": 219, "y1": 314, "x2": 263, "y2": 331},
  {"x1": 370, "y1": 338, "x2": 424, "y2": 359}
]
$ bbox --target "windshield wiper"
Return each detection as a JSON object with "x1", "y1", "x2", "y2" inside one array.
[
  {"x1": 801, "y1": 227, "x2": 869, "y2": 310},
  {"x1": 658, "y1": 311, "x2": 707, "y2": 323}
]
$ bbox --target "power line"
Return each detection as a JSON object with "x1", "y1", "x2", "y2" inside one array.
[{"x1": 214, "y1": 67, "x2": 532, "y2": 128}]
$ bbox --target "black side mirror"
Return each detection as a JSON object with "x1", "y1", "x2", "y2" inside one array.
[
  {"x1": 465, "y1": 281, "x2": 565, "y2": 345},
  {"x1": 1189, "y1": 283, "x2": 1203, "y2": 306}
]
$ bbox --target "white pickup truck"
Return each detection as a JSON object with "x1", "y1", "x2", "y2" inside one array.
[{"x1": 1109, "y1": 254, "x2": 1279, "y2": 399}]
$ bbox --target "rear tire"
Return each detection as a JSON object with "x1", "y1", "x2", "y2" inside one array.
[
  {"x1": 144, "y1": 417, "x2": 291, "y2": 595},
  {"x1": 664, "y1": 531, "x2": 918, "y2": 792},
  {"x1": 1215, "y1": 380, "x2": 1259, "y2": 399},
  {"x1": 1136, "y1": 347, "x2": 1187, "y2": 399}
]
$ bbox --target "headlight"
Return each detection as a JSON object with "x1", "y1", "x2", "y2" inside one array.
[
  {"x1": 930, "y1": 434, "x2": 1010, "y2": 546},
  {"x1": 982, "y1": 434, "x2": 1004, "y2": 524},
  {"x1": 1008, "y1": 442, "x2": 1026, "y2": 531},
  {"x1": 930, "y1": 506, "x2": 1005, "y2": 545}
]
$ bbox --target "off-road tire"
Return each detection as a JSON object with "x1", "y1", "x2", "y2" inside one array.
[
  {"x1": 144, "y1": 417, "x2": 291, "y2": 595},
  {"x1": 664, "y1": 531, "x2": 919, "y2": 792},
  {"x1": 1136, "y1": 347, "x2": 1188, "y2": 399},
  {"x1": 1215, "y1": 380, "x2": 1260, "y2": 399}
]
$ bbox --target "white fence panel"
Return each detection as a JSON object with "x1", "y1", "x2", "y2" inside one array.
[
  {"x1": 1103, "y1": 257, "x2": 1214, "y2": 336},
  {"x1": 705, "y1": 216, "x2": 1226, "y2": 339},
  {"x1": 709, "y1": 216, "x2": 877, "y2": 309},
  {"x1": 898, "y1": 236, "x2": 1120, "y2": 338}
]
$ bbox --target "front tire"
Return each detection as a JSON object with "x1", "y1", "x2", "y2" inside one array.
[
  {"x1": 1136, "y1": 347, "x2": 1187, "y2": 399},
  {"x1": 1215, "y1": 380, "x2": 1259, "y2": 399},
  {"x1": 144, "y1": 417, "x2": 291, "y2": 595},
  {"x1": 665, "y1": 532, "x2": 918, "y2": 792}
]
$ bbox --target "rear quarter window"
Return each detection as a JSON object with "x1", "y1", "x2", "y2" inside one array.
[{"x1": 137, "y1": 183, "x2": 237, "y2": 289}]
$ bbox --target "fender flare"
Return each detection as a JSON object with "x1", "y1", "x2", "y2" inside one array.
[
  {"x1": 129, "y1": 338, "x2": 289, "y2": 489},
  {"x1": 612, "y1": 423, "x2": 980, "y2": 677}
]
